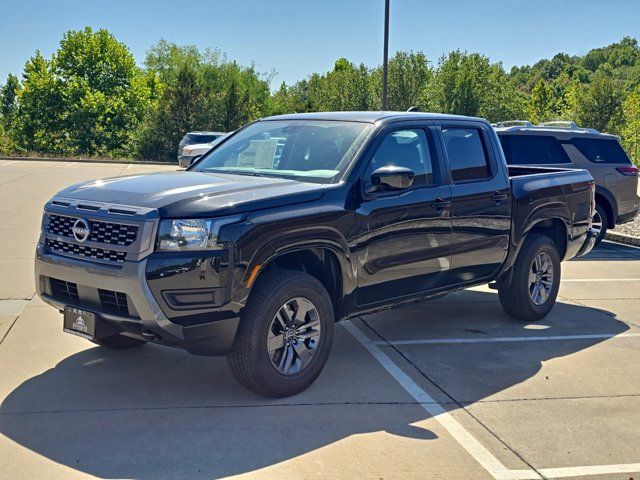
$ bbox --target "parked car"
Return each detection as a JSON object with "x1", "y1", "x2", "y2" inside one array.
[
  {"x1": 35, "y1": 112, "x2": 596, "y2": 397},
  {"x1": 178, "y1": 135, "x2": 228, "y2": 168},
  {"x1": 177, "y1": 131, "x2": 225, "y2": 167},
  {"x1": 494, "y1": 120, "x2": 639, "y2": 245}
]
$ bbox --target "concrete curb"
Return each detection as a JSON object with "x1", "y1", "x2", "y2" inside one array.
[
  {"x1": 0, "y1": 156, "x2": 170, "y2": 166},
  {"x1": 605, "y1": 230, "x2": 640, "y2": 247}
]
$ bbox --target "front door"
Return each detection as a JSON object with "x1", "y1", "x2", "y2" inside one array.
[{"x1": 354, "y1": 125, "x2": 453, "y2": 306}]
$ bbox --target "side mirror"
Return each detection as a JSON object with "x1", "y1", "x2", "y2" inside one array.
[{"x1": 370, "y1": 166, "x2": 415, "y2": 192}]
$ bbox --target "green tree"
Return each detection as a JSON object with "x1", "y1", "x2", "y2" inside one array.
[
  {"x1": 419, "y1": 50, "x2": 523, "y2": 122},
  {"x1": 622, "y1": 85, "x2": 640, "y2": 165},
  {"x1": 420, "y1": 51, "x2": 483, "y2": 116},
  {"x1": 384, "y1": 51, "x2": 432, "y2": 111},
  {"x1": 570, "y1": 74, "x2": 624, "y2": 132},
  {"x1": 479, "y1": 64, "x2": 527, "y2": 122},
  {"x1": 0, "y1": 74, "x2": 20, "y2": 153},
  {"x1": 528, "y1": 80, "x2": 554, "y2": 123},
  {"x1": 1, "y1": 74, "x2": 20, "y2": 125},
  {"x1": 13, "y1": 51, "x2": 66, "y2": 153},
  {"x1": 304, "y1": 58, "x2": 373, "y2": 111},
  {"x1": 14, "y1": 28, "x2": 153, "y2": 156},
  {"x1": 135, "y1": 41, "x2": 271, "y2": 161},
  {"x1": 55, "y1": 27, "x2": 154, "y2": 155}
]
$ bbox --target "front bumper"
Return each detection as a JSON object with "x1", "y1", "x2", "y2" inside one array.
[{"x1": 35, "y1": 246, "x2": 240, "y2": 356}]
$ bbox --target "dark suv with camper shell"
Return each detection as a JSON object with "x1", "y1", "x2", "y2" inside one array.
[{"x1": 36, "y1": 112, "x2": 596, "y2": 397}]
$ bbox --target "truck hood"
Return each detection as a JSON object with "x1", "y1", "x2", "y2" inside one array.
[{"x1": 55, "y1": 171, "x2": 326, "y2": 217}]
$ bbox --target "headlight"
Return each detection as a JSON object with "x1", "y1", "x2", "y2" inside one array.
[{"x1": 156, "y1": 216, "x2": 242, "y2": 251}]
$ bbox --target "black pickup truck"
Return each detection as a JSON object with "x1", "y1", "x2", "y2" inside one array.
[{"x1": 35, "y1": 112, "x2": 596, "y2": 397}]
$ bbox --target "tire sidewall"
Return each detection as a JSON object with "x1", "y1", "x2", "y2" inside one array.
[
  {"x1": 252, "y1": 275, "x2": 334, "y2": 394},
  {"x1": 521, "y1": 236, "x2": 561, "y2": 317}
]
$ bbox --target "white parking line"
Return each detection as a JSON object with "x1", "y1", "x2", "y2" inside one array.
[
  {"x1": 563, "y1": 278, "x2": 640, "y2": 282},
  {"x1": 65, "y1": 162, "x2": 77, "y2": 168},
  {"x1": 539, "y1": 463, "x2": 640, "y2": 478},
  {"x1": 344, "y1": 320, "x2": 640, "y2": 479},
  {"x1": 0, "y1": 160, "x2": 17, "y2": 166},
  {"x1": 342, "y1": 320, "x2": 538, "y2": 480},
  {"x1": 372, "y1": 333, "x2": 640, "y2": 346}
]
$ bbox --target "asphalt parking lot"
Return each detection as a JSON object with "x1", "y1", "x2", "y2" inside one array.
[{"x1": 1, "y1": 159, "x2": 639, "y2": 480}]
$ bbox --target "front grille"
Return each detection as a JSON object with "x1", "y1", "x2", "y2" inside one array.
[
  {"x1": 98, "y1": 289, "x2": 129, "y2": 315},
  {"x1": 47, "y1": 214, "x2": 138, "y2": 246},
  {"x1": 46, "y1": 239, "x2": 126, "y2": 263},
  {"x1": 50, "y1": 278, "x2": 80, "y2": 303}
]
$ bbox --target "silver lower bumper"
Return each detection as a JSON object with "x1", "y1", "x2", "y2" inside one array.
[{"x1": 35, "y1": 245, "x2": 184, "y2": 342}]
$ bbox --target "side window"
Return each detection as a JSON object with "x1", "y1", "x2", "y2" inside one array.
[
  {"x1": 368, "y1": 129, "x2": 434, "y2": 186},
  {"x1": 442, "y1": 127, "x2": 491, "y2": 182},
  {"x1": 499, "y1": 135, "x2": 572, "y2": 165},
  {"x1": 570, "y1": 138, "x2": 631, "y2": 164}
]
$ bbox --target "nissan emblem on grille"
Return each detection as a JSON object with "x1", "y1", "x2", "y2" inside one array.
[{"x1": 71, "y1": 218, "x2": 90, "y2": 243}]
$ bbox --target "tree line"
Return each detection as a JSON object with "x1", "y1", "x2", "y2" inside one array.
[{"x1": 0, "y1": 27, "x2": 639, "y2": 164}]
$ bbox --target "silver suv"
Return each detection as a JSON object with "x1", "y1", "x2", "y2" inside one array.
[
  {"x1": 495, "y1": 121, "x2": 639, "y2": 244},
  {"x1": 177, "y1": 131, "x2": 225, "y2": 167}
]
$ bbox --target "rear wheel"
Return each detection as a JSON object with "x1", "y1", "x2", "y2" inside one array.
[
  {"x1": 498, "y1": 234, "x2": 561, "y2": 322},
  {"x1": 592, "y1": 204, "x2": 608, "y2": 247},
  {"x1": 227, "y1": 269, "x2": 334, "y2": 397},
  {"x1": 93, "y1": 334, "x2": 146, "y2": 350}
]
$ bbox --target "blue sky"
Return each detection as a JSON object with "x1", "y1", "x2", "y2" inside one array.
[{"x1": 1, "y1": 0, "x2": 639, "y2": 87}]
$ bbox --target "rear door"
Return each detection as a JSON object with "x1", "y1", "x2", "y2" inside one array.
[
  {"x1": 354, "y1": 122, "x2": 452, "y2": 306},
  {"x1": 439, "y1": 121, "x2": 512, "y2": 283}
]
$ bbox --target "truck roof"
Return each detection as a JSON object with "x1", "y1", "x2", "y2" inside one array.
[{"x1": 261, "y1": 111, "x2": 488, "y2": 125}]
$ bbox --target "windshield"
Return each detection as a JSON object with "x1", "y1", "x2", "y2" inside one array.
[{"x1": 192, "y1": 120, "x2": 374, "y2": 183}]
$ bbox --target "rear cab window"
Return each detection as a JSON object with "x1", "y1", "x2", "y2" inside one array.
[
  {"x1": 499, "y1": 135, "x2": 571, "y2": 165},
  {"x1": 570, "y1": 138, "x2": 631, "y2": 164},
  {"x1": 442, "y1": 127, "x2": 491, "y2": 182}
]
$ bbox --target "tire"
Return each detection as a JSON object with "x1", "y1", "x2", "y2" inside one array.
[
  {"x1": 93, "y1": 334, "x2": 147, "y2": 350},
  {"x1": 592, "y1": 203, "x2": 608, "y2": 247},
  {"x1": 227, "y1": 269, "x2": 334, "y2": 397},
  {"x1": 498, "y1": 234, "x2": 561, "y2": 322}
]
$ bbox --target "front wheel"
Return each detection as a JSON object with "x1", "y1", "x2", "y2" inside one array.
[
  {"x1": 227, "y1": 269, "x2": 334, "y2": 397},
  {"x1": 498, "y1": 234, "x2": 561, "y2": 322}
]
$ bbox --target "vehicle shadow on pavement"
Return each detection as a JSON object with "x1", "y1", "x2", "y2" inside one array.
[{"x1": 0, "y1": 291, "x2": 630, "y2": 479}]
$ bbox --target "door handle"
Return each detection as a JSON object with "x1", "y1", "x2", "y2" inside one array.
[
  {"x1": 491, "y1": 192, "x2": 508, "y2": 203},
  {"x1": 431, "y1": 198, "x2": 452, "y2": 211}
]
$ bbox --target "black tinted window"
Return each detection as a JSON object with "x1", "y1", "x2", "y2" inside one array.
[
  {"x1": 443, "y1": 128, "x2": 490, "y2": 182},
  {"x1": 369, "y1": 129, "x2": 434, "y2": 185},
  {"x1": 499, "y1": 135, "x2": 571, "y2": 165},
  {"x1": 571, "y1": 138, "x2": 631, "y2": 164},
  {"x1": 187, "y1": 134, "x2": 222, "y2": 144}
]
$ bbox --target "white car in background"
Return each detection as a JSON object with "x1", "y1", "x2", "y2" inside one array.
[{"x1": 178, "y1": 134, "x2": 229, "y2": 168}]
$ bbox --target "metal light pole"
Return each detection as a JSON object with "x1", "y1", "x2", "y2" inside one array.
[{"x1": 381, "y1": 0, "x2": 390, "y2": 111}]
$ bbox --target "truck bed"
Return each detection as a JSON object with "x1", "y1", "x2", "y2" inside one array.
[{"x1": 507, "y1": 165, "x2": 594, "y2": 256}]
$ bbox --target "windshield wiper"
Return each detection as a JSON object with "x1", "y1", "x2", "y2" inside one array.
[
  {"x1": 201, "y1": 169, "x2": 266, "y2": 177},
  {"x1": 200, "y1": 168, "x2": 302, "y2": 180}
]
